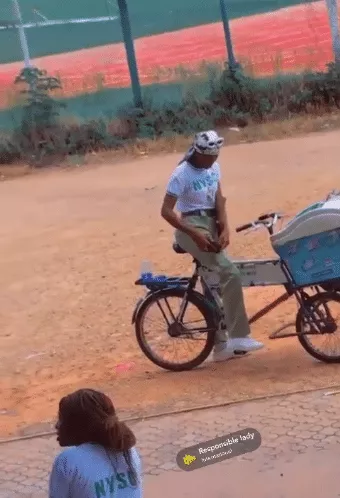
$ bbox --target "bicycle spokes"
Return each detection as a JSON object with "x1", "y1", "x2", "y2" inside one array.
[
  {"x1": 138, "y1": 293, "x2": 215, "y2": 368},
  {"x1": 299, "y1": 294, "x2": 340, "y2": 361},
  {"x1": 304, "y1": 301, "x2": 337, "y2": 334}
]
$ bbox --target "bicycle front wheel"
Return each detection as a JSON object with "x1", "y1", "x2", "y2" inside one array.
[
  {"x1": 296, "y1": 291, "x2": 340, "y2": 363},
  {"x1": 135, "y1": 287, "x2": 216, "y2": 371}
]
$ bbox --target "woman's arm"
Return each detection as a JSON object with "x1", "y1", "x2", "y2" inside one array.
[
  {"x1": 161, "y1": 194, "x2": 218, "y2": 252},
  {"x1": 215, "y1": 182, "x2": 229, "y2": 233},
  {"x1": 162, "y1": 171, "x2": 198, "y2": 237},
  {"x1": 161, "y1": 194, "x2": 199, "y2": 237}
]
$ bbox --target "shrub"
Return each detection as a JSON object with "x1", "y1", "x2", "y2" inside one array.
[
  {"x1": 2, "y1": 62, "x2": 340, "y2": 166},
  {"x1": 11, "y1": 67, "x2": 66, "y2": 165},
  {"x1": 288, "y1": 62, "x2": 340, "y2": 113},
  {"x1": 0, "y1": 134, "x2": 21, "y2": 164}
]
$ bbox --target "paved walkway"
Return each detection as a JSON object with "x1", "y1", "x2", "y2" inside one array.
[{"x1": 1, "y1": 389, "x2": 340, "y2": 497}]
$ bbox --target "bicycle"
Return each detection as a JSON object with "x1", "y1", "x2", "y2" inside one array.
[{"x1": 132, "y1": 206, "x2": 340, "y2": 372}]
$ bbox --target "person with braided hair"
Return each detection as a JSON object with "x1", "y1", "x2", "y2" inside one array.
[{"x1": 49, "y1": 388, "x2": 142, "y2": 498}]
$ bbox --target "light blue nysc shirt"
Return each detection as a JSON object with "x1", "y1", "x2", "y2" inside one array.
[{"x1": 49, "y1": 444, "x2": 142, "y2": 498}]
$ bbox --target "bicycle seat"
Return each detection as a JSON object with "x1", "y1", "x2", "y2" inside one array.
[{"x1": 172, "y1": 243, "x2": 187, "y2": 254}]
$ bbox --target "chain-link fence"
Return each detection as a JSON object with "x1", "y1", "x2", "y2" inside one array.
[
  {"x1": 0, "y1": 0, "x2": 336, "y2": 123},
  {"x1": 1, "y1": 0, "x2": 311, "y2": 63}
]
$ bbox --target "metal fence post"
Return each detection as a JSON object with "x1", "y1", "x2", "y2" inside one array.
[
  {"x1": 117, "y1": 0, "x2": 142, "y2": 108},
  {"x1": 11, "y1": 0, "x2": 31, "y2": 67},
  {"x1": 325, "y1": 0, "x2": 340, "y2": 63},
  {"x1": 219, "y1": 0, "x2": 239, "y2": 71}
]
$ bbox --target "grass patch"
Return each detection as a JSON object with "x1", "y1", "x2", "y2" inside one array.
[{"x1": 1, "y1": 111, "x2": 339, "y2": 181}]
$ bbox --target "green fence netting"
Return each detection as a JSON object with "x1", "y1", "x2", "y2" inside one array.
[
  {"x1": 1, "y1": 0, "x2": 305, "y2": 64},
  {"x1": 0, "y1": 0, "x2": 329, "y2": 133}
]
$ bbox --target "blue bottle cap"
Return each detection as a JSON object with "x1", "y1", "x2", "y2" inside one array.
[{"x1": 141, "y1": 272, "x2": 152, "y2": 280}]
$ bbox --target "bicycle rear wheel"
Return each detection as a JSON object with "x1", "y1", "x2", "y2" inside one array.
[
  {"x1": 296, "y1": 291, "x2": 340, "y2": 363},
  {"x1": 135, "y1": 287, "x2": 216, "y2": 371}
]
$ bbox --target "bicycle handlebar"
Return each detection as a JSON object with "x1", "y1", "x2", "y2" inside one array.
[
  {"x1": 235, "y1": 213, "x2": 283, "y2": 234},
  {"x1": 257, "y1": 212, "x2": 278, "y2": 221},
  {"x1": 235, "y1": 222, "x2": 253, "y2": 233}
]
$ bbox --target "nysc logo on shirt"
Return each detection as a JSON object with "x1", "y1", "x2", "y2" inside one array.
[
  {"x1": 94, "y1": 471, "x2": 137, "y2": 498},
  {"x1": 192, "y1": 173, "x2": 218, "y2": 192}
]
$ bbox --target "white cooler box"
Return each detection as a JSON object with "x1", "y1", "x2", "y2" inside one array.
[{"x1": 270, "y1": 197, "x2": 340, "y2": 287}]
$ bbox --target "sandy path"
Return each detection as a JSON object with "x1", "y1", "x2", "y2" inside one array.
[{"x1": 1, "y1": 130, "x2": 340, "y2": 437}]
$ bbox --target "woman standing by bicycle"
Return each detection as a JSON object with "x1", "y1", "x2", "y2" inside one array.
[{"x1": 161, "y1": 130, "x2": 264, "y2": 362}]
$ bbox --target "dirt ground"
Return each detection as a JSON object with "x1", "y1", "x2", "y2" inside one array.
[{"x1": 1, "y1": 129, "x2": 340, "y2": 439}]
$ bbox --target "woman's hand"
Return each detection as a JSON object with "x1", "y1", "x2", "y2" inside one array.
[
  {"x1": 190, "y1": 230, "x2": 220, "y2": 252},
  {"x1": 218, "y1": 228, "x2": 230, "y2": 250}
]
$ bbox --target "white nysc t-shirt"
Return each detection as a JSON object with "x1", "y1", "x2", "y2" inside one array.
[
  {"x1": 166, "y1": 161, "x2": 220, "y2": 213},
  {"x1": 49, "y1": 444, "x2": 142, "y2": 498}
]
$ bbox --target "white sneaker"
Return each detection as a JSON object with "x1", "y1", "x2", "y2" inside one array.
[
  {"x1": 212, "y1": 343, "x2": 248, "y2": 362},
  {"x1": 212, "y1": 337, "x2": 264, "y2": 363},
  {"x1": 228, "y1": 336, "x2": 264, "y2": 352}
]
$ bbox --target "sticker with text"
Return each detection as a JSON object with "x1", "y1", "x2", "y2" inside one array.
[{"x1": 176, "y1": 428, "x2": 261, "y2": 471}]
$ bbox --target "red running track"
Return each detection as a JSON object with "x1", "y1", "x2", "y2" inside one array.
[{"x1": 0, "y1": 1, "x2": 335, "y2": 104}]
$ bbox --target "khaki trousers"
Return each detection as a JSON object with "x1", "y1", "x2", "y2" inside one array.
[{"x1": 175, "y1": 214, "x2": 250, "y2": 344}]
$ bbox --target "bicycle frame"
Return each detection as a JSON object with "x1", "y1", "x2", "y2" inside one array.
[
  {"x1": 189, "y1": 257, "x2": 332, "y2": 339},
  {"x1": 188, "y1": 259, "x2": 293, "y2": 332},
  {"x1": 132, "y1": 202, "x2": 340, "y2": 371},
  {"x1": 132, "y1": 261, "x2": 289, "y2": 336},
  {"x1": 133, "y1": 212, "x2": 338, "y2": 337}
]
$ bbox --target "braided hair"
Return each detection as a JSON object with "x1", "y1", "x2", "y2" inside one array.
[{"x1": 57, "y1": 389, "x2": 137, "y2": 481}]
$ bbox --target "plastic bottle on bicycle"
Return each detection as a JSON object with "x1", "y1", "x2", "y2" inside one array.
[{"x1": 140, "y1": 261, "x2": 153, "y2": 281}]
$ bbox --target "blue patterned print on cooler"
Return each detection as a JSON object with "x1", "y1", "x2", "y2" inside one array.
[{"x1": 276, "y1": 227, "x2": 340, "y2": 286}]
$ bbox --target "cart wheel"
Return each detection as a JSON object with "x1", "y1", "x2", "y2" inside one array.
[
  {"x1": 135, "y1": 287, "x2": 216, "y2": 371},
  {"x1": 296, "y1": 291, "x2": 340, "y2": 363}
]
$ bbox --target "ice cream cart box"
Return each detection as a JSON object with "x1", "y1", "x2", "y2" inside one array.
[{"x1": 270, "y1": 198, "x2": 340, "y2": 287}]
